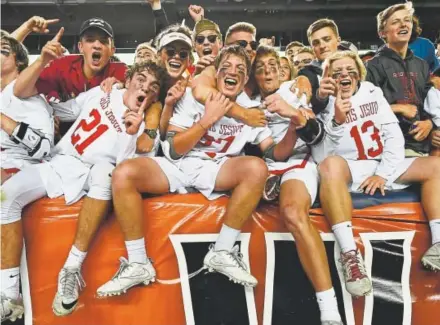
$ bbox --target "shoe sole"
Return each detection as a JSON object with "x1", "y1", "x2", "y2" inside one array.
[
  {"x1": 3, "y1": 310, "x2": 24, "y2": 322},
  {"x1": 97, "y1": 277, "x2": 156, "y2": 297},
  {"x1": 421, "y1": 258, "x2": 440, "y2": 272},
  {"x1": 263, "y1": 175, "x2": 281, "y2": 202},
  {"x1": 203, "y1": 264, "x2": 257, "y2": 287}
]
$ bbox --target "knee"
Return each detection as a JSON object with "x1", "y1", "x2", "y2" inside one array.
[
  {"x1": 281, "y1": 203, "x2": 310, "y2": 234},
  {"x1": 244, "y1": 158, "x2": 268, "y2": 184},
  {"x1": 318, "y1": 156, "x2": 348, "y2": 181},
  {"x1": 88, "y1": 162, "x2": 114, "y2": 200},
  {"x1": 111, "y1": 160, "x2": 136, "y2": 189}
]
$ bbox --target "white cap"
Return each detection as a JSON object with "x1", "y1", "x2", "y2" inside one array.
[{"x1": 158, "y1": 32, "x2": 192, "y2": 50}]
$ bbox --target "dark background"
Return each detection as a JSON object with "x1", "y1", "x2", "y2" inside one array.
[{"x1": 1, "y1": 0, "x2": 439, "y2": 53}]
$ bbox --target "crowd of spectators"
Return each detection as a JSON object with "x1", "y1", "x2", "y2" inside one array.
[{"x1": 1, "y1": 1, "x2": 439, "y2": 324}]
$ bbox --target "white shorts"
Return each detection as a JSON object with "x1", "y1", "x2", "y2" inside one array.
[
  {"x1": 38, "y1": 155, "x2": 114, "y2": 204},
  {"x1": 149, "y1": 156, "x2": 190, "y2": 193},
  {"x1": 176, "y1": 156, "x2": 230, "y2": 200},
  {"x1": 267, "y1": 154, "x2": 318, "y2": 204},
  {"x1": 344, "y1": 157, "x2": 417, "y2": 192}
]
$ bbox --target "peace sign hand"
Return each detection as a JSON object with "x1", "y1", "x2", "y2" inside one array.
[{"x1": 124, "y1": 97, "x2": 150, "y2": 135}]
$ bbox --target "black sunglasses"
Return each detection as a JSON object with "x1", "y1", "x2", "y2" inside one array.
[
  {"x1": 195, "y1": 35, "x2": 218, "y2": 45},
  {"x1": 235, "y1": 40, "x2": 258, "y2": 51},
  {"x1": 165, "y1": 48, "x2": 190, "y2": 60}
]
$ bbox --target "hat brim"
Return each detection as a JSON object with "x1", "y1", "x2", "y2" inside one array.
[{"x1": 80, "y1": 26, "x2": 113, "y2": 39}]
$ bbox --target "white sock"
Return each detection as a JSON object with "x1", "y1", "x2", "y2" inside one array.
[
  {"x1": 64, "y1": 245, "x2": 87, "y2": 269},
  {"x1": 316, "y1": 288, "x2": 341, "y2": 322},
  {"x1": 429, "y1": 219, "x2": 440, "y2": 245},
  {"x1": 0, "y1": 267, "x2": 20, "y2": 299},
  {"x1": 126, "y1": 238, "x2": 147, "y2": 264},
  {"x1": 332, "y1": 221, "x2": 357, "y2": 253},
  {"x1": 214, "y1": 224, "x2": 240, "y2": 252}
]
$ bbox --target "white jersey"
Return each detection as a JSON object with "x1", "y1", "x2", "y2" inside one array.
[
  {"x1": 0, "y1": 80, "x2": 54, "y2": 169},
  {"x1": 424, "y1": 86, "x2": 440, "y2": 127},
  {"x1": 168, "y1": 88, "x2": 271, "y2": 160},
  {"x1": 256, "y1": 81, "x2": 310, "y2": 159},
  {"x1": 51, "y1": 86, "x2": 140, "y2": 166},
  {"x1": 321, "y1": 81, "x2": 399, "y2": 161}
]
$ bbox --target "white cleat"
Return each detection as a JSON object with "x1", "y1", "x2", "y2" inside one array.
[
  {"x1": 421, "y1": 242, "x2": 440, "y2": 272},
  {"x1": 1, "y1": 293, "x2": 24, "y2": 322},
  {"x1": 262, "y1": 174, "x2": 281, "y2": 202},
  {"x1": 52, "y1": 267, "x2": 85, "y2": 316},
  {"x1": 203, "y1": 245, "x2": 258, "y2": 287},
  {"x1": 97, "y1": 257, "x2": 156, "y2": 297},
  {"x1": 339, "y1": 249, "x2": 372, "y2": 297}
]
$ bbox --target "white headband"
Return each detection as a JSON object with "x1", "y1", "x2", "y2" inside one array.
[{"x1": 159, "y1": 32, "x2": 192, "y2": 50}]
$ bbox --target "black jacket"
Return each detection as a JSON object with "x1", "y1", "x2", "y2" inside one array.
[
  {"x1": 366, "y1": 45, "x2": 432, "y2": 153},
  {"x1": 297, "y1": 60, "x2": 329, "y2": 115}
]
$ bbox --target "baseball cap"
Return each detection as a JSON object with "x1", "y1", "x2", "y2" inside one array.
[
  {"x1": 338, "y1": 41, "x2": 358, "y2": 53},
  {"x1": 193, "y1": 19, "x2": 222, "y2": 40},
  {"x1": 80, "y1": 18, "x2": 114, "y2": 38}
]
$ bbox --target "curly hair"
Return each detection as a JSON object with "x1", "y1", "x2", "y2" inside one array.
[{"x1": 125, "y1": 60, "x2": 168, "y2": 87}]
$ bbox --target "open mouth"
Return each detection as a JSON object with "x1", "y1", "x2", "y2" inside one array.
[
  {"x1": 203, "y1": 48, "x2": 212, "y2": 55},
  {"x1": 137, "y1": 95, "x2": 146, "y2": 106},
  {"x1": 168, "y1": 61, "x2": 182, "y2": 69},
  {"x1": 398, "y1": 30, "x2": 409, "y2": 35},
  {"x1": 339, "y1": 79, "x2": 352, "y2": 90},
  {"x1": 224, "y1": 77, "x2": 238, "y2": 87},
  {"x1": 92, "y1": 52, "x2": 102, "y2": 64}
]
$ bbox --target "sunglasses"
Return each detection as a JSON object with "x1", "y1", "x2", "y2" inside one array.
[
  {"x1": 293, "y1": 58, "x2": 312, "y2": 66},
  {"x1": 331, "y1": 71, "x2": 359, "y2": 80},
  {"x1": 195, "y1": 35, "x2": 218, "y2": 45},
  {"x1": 1, "y1": 49, "x2": 11, "y2": 57},
  {"x1": 165, "y1": 48, "x2": 190, "y2": 60},
  {"x1": 235, "y1": 40, "x2": 258, "y2": 51}
]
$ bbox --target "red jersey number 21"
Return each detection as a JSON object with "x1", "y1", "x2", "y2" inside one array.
[
  {"x1": 349, "y1": 120, "x2": 383, "y2": 160},
  {"x1": 71, "y1": 109, "x2": 109, "y2": 155}
]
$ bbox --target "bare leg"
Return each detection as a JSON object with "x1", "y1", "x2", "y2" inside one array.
[
  {"x1": 280, "y1": 180, "x2": 331, "y2": 292},
  {"x1": 0, "y1": 222, "x2": 22, "y2": 270},
  {"x1": 214, "y1": 156, "x2": 268, "y2": 229},
  {"x1": 111, "y1": 157, "x2": 170, "y2": 241}
]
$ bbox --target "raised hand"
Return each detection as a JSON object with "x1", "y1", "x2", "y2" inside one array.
[
  {"x1": 124, "y1": 97, "x2": 150, "y2": 135},
  {"x1": 165, "y1": 79, "x2": 187, "y2": 107},
  {"x1": 334, "y1": 82, "x2": 351, "y2": 125},
  {"x1": 195, "y1": 54, "x2": 216, "y2": 74},
  {"x1": 200, "y1": 92, "x2": 233, "y2": 128},
  {"x1": 317, "y1": 64, "x2": 337, "y2": 100},
  {"x1": 40, "y1": 27, "x2": 65, "y2": 65},
  {"x1": 188, "y1": 5, "x2": 205, "y2": 22},
  {"x1": 26, "y1": 16, "x2": 59, "y2": 34}
]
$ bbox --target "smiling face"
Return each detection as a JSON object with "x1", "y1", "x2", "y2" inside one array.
[
  {"x1": 216, "y1": 53, "x2": 249, "y2": 100},
  {"x1": 310, "y1": 27, "x2": 340, "y2": 61},
  {"x1": 329, "y1": 56, "x2": 360, "y2": 99},
  {"x1": 279, "y1": 57, "x2": 291, "y2": 82},
  {"x1": 382, "y1": 9, "x2": 412, "y2": 46},
  {"x1": 124, "y1": 69, "x2": 161, "y2": 112},
  {"x1": 159, "y1": 41, "x2": 191, "y2": 80},
  {"x1": 78, "y1": 28, "x2": 115, "y2": 75},
  {"x1": 255, "y1": 54, "x2": 280, "y2": 97},
  {"x1": 194, "y1": 30, "x2": 222, "y2": 58}
]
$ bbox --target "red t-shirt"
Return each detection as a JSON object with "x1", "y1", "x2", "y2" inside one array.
[{"x1": 36, "y1": 55, "x2": 127, "y2": 103}]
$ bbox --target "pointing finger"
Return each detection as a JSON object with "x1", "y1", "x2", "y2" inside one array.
[{"x1": 52, "y1": 27, "x2": 64, "y2": 42}]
